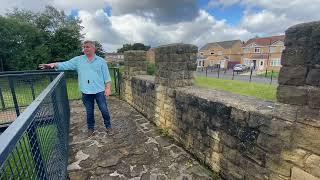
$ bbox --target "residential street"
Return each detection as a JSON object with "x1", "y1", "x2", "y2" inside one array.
[{"x1": 196, "y1": 69, "x2": 278, "y2": 85}]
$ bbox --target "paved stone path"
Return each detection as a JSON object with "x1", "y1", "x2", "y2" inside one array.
[{"x1": 68, "y1": 97, "x2": 218, "y2": 180}]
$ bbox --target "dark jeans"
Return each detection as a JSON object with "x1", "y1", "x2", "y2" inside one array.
[{"x1": 82, "y1": 91, "x2": 111, "y2": 130}]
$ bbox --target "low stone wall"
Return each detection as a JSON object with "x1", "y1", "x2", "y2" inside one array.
[
  {"x1": 121, "y1": 22, "x2": 320, "y2": 180},
  {"x1": 122, "y1": 75, "x2": 320, "y2": 180}
]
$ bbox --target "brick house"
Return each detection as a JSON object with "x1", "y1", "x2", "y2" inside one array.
[
  {"x1": 198, "y1": 40, "x2": 242, "y2": 70},
  {"x1": 105, "y1": 53, "x2": 124, "y2": 65},
  {"x1": 242, "y1": 35, "x2": 285, "y2": 71}
]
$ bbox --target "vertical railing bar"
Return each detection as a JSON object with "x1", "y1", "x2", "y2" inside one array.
[
  {"x1": 0, "y1": 87, "x2": 6, "y2": 110},
  {"x1": 30, "y1": 80, "x2": 36, "y2": 100},
  {"x1": 8, "y1": 77, "x2": 20, "y2": 116}
]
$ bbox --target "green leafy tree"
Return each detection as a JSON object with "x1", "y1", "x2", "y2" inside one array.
[
  {"x1": 117, "y1": 43, "x2": 150, "y2": 53},
  {"x1": 93, "y1": 41, "x2": 105, "y2": 58},
  {"x1": 0, "y1": 6, "x2": 83, "y2": 71}
]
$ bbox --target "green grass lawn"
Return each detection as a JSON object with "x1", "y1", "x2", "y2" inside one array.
[
  {"x1": 1, "y1": 124, "x2": 58, "y2": 179},
  {"x1": 194, "y1": 76, "x2": 277, "y2": 101},
  {"x1": 257, "y1": 71, "x2": 279, "y2": 78}
]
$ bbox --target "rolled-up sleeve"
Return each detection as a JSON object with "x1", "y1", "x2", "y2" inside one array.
[
  {"x1": 102, "y1": 61, "x2": 111, "y2": 84},
  {"x1": 56, "y1": 57, "x2": 78, "y2": 70}
]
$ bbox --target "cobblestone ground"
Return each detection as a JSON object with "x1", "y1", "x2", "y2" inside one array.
[{"x1": 68, "y1": 97, "x2": 217, "y2": 180}]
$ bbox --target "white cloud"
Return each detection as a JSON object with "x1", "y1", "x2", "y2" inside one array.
[
  {"x1": 53, "y1": 0, "x2": 108, "y2": 12},
  {"x1": 209, "y1": 0, "x2": 320, "y2": 35},
  {"x1": 240, "y1": 10, "x2": 298, "y2": 35},
  {"x1": 1, "y1": 0, "x2": 320, "y2": 52},
  {"x1": 208, "y1": 0, "x2": 240, "y2": 8},
  {"x1": 106, "y1": 0, "x2": 199, "y2": 24},
  {"x1": 0, "y1": 0, "x2": 52, "y2": 14},
  {"x1": 78, "y1": 10, "x2": 126, "y2": 51},
  {"x1": 108, "y1": 10, "x2": 251, "y2": 50}
]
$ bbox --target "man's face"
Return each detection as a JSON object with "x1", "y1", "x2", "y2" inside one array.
[{"x1": 83, "y1": 43, "x2": 96, "y2": 55}]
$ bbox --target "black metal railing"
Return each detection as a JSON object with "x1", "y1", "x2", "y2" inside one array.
[
  {"x1": 0, "y1": 72, "x2": 70, "y2": 179},
  {"x1": 0, "y1": 68, "x2": 121, "y2": 126}
]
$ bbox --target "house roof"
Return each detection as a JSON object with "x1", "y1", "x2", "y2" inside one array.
[
  {"x1": 200, "y1": 40, "x2": 241, "y2": 51},
  {"x1": 244, "y1": 35, "x2": 285, "y2": 47}
]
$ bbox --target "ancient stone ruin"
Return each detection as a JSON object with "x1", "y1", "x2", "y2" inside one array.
[{"x1": 121, "y1": 21, "x2": 320, "y2": 180}]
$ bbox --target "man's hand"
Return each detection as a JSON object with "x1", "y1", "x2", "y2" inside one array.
[
  {"x1": 39, "y1": 63, "x2": 56, "y2": 69},
  {"x1": 105, "y1": 83, "x2": 111, "y2": 97}
]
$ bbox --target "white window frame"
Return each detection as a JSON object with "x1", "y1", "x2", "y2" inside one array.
[
  {"x1": 270, "y1": 59, "x2": 281, "y2": 66},
  {"x1": 254, "y1": 47, "x2": 261, "y2": 53}
]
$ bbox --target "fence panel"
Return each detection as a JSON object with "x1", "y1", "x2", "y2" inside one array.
[{"x1": 0, "y1": 72, "x2": 70, "y2": 179}]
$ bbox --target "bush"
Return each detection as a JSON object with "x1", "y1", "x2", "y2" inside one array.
[{"x1": 147, "y1": 62, "x2": 156, "y2": 75}]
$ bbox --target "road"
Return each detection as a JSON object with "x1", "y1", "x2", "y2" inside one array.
[{"x1": 196, "y1": 69, "x2": 278, "y2": 85}]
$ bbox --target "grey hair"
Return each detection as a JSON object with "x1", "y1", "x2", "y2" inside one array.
[{"x1": 83, "y1": 40, "x2": 96, "y2": 48}]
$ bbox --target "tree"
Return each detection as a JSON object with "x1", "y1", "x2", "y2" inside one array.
[
  {"x1": 94, "y1": 41, "x2": 105, "y2": 58},
  {"x1": 0, "y1": 6, "x2": 83, "y2": 71},
  {"x1": 117, "y1": 43, "x2": 150, "y2": 53}
]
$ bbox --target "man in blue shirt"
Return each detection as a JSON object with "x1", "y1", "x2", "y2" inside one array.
[{"x1": 39, "y1": 40, "x2": 113, "y2": 137}]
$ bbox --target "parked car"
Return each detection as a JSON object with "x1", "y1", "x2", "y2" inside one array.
[{"x1": 233, "y1": 64, "x2": 250, "y2": 72}]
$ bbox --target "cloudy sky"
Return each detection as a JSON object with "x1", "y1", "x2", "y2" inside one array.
[{"x1": 1, "y1": 0, "x2": 320, "y2": 52}]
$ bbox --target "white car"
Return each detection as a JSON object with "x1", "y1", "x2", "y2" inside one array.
[{"x1": 233, "y1": 64, "x2": 249, "y2": 72}]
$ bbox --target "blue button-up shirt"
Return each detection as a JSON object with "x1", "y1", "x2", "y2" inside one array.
[{"x1": 57, "y1": 55, "x2": 111, "y2": 94}]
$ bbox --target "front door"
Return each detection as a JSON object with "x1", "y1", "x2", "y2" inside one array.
[
  {"x1": 252, "y1": 60, "x2": 257, "y2": 70},
  {"x1": 259, "y1": 60, "x2": 264, "y2": 70},
  {"x1": 220, "y1": 60, "x2": 225, "y2": 69}
]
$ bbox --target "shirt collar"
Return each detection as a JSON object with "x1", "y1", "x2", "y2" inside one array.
[{"x1": 85, "y1": 54, "x2": 97, "y2": 63}]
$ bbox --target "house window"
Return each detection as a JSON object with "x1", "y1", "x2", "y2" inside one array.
[
  {"x1": 200, "y1": 52, "x2": 204, "y2": 55},
  {"x1": 210, "y1": 52, "x2": 214, "y2": 55},
  {"x1": 270, "y1": 46, "x2": 277, "y2": 53},
  {"x1": 198, "y1": 60, "x2": 202, "y2": 66},
  {"x1": 271, "y1": 59, "x2": 281, "y2": 66},
  {"x1": 244, "y1": 59, "x2": 251, "y2": 66},
  {"x1": 254, "y1": 47, "x2": 261, "y2": 53},
  {"x1": 260, "y1": 61, "x2": 263, "y2": 66}
]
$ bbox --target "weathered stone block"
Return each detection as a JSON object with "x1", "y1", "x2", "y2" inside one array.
[
  {"x1": 281, "y1": 47, "x2": 313, "y2": 66},
  {"x1": 278, "y1": 66, "x2": 307, "y2": 85},
  {"x1": 220, "y1": 157, "x2": 245, "y2": 180},
  {"x1": 305, "y1": 154, "x2": 320, "y2": 178},
  {"x1": 248, "y1": 112, "x2": 272, "y2": 128},
  {"x1": 277, "y1": 85, "x2": 308, "y2": 105},
  {"x1": 297, "y1": 106, "x2": 320, "y2": 127},
  {"x1": 231, "y1": 108, "x2": 249, "y2": 126},
  {"x1": 269, "y1": 173, "x2": 290, "y2": 180},
  {"x1": 284, "y1": 22, "x2": 314, "y2": 48},
  {"x1": 241, "y1": 157, "x2": 270, "y2": 180},
  {"x1": 221, "y1": 132, "x2": 238, "y2": 148},
  {"x1": 306, "y1": 68, "x2": 320, "y2": 86},
  {"x1": 266, "y1": 155, "x2": 293, "y2": 177},
  {"x1": 293, "y1": 123, "x2": 320, "y2": 154},
  {"x1": 291, "y1": 167, "x2": 320, "y2": 180},
  {"x1": 257, "y1": 133, "x2": 283, "y2": 154},
  {"x1": 272, "y1": 103, "x2": 298, "y2": 122},
  {"x1": 308, "y1": 87, "x2": 320, "y2": 108},
  {"x1": 259, "y1": 118, "x2": 293, "y2": 142},
  {"x1": 282, "y1": 149, "x2": 308, "y2": 167}
]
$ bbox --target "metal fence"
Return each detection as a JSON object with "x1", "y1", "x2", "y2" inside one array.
[
  {"x1": 198, "y1": 67, "x2": 278, "y2": 85},
  {"x1": 0, "y1": 68, "x2": 121, "y2": 125},
  {"x1": 0, "y1": 72, "x2": 70, "y2": 179}
]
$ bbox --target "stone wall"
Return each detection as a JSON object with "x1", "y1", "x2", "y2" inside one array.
[
  {"x1": 121, "y1": 22, "x2": 320, "y2": 180},
  {"x1": 278, "y1": 21, "x2": 320, "y2": 108}
]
